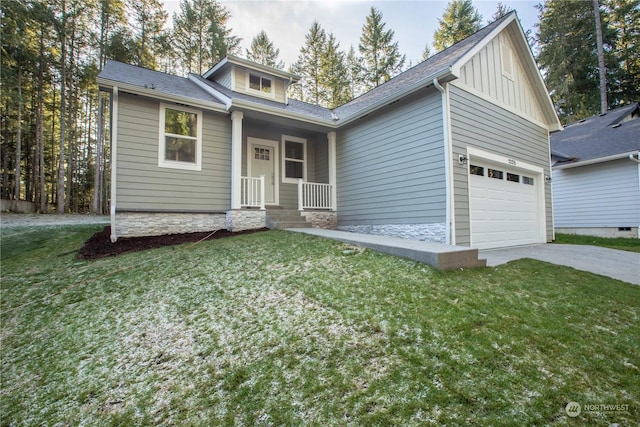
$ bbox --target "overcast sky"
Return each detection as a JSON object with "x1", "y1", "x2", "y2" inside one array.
[{"x1": 162, "y1": 0, "x2": 541, "y2": 68}]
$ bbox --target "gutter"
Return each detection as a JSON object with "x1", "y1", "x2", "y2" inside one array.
[
  {"x1": 629, "y1": 152, "x2": 640, "y2": 164},
  {"x1": 110, "y1": 86, "x2": 119, "y2": 242},
  {"x1": 433, "y1": 77, "x2": 454, "y2": 245},
  {"x1": 554, "y1": 151, "x2": 640, "y2": 169}
]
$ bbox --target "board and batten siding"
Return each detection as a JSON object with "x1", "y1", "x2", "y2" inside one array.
[
  {"x1": 336, "y1": 90, "x2": 446, "y2": 226},
  {"x1": 456, "y1": 27, "x2": 546, "y2": 127},
  {"x1": 553, "y1": 160, "x2": 640, "y2": 227},
  {"x1": 448, "y1": 85, "x2": 553, "y2": 246},
  {"x1": 116, "y1": 93, "x2": 231, "y2": 211},
  {"x1": 234, "y1": 67, "x2": 287, "y2": 104}
]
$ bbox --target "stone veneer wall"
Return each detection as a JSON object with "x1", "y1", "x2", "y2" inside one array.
[
  {"x1": 338, "y1": 223, "x2": 447, "y2": 243},
  {"x1": 301, "y1": 211, "x2": 337, "y2": 229},
  {"x1": 114, "y1": 210, "x2": 267, "y2": 239},
  {"x1": 115, "y1": 212, "x2": 227, "y2": 238},
  {"x1": 225, "y1": 210, "x2": 266, "y2": 231}
]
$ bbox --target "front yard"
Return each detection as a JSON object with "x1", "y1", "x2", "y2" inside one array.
[{"x1": 1, "y1": 225, "x2": 638, "y2": 425}]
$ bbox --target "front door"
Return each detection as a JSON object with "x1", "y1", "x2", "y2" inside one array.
[{"x1": 248, "y1": 138, "x2": 278, "y2": 205}]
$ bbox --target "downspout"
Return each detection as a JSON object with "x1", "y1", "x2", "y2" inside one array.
[
  {"x1": 433, "y1": 78, "x2": 454, "y2": 245},
  {"x1": 285, "y1": 76, "x2": 292, "y2": 105},
  {"x1": 631, "y1": 152, "x2": 640, "y2": 233},
  {"x1": 110, "y1": 86, "x2": 119, "y2": 242}
]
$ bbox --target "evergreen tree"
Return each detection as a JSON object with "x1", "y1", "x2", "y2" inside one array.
[
  {"x1": 292, "y1": 21, "x2": 327, "y2": 105},
  {"x1": 345, "y1": 45, "x2": 364, "y2": 99},
  {"x1": 535, "y1": 0, "x2": 619, "y2": 121},
  {"x1": 422, "y1": 43, "x2": 432, "y2": 61},
  {"x1": 172, "y1": 0, "x2": 240, "y2": 75},
  {"x1": 433, "y1": 0, "x2": 482, "y2": 51},
  {"x1": 320, "y1": 34, "x2": 350, "y2": 109},
  {"x1": 130, "y1": 0, "x2": 169, "y2": 69},
  {"x1": 606, "y1": 0, "x2": 640, "y2": 103},
  {"x1": 358, "y1": 7, "x2": 406, "y2": 89},
  {"x1": 246, "y1": 30, "x2": 285, "y2": 69},
  {"x1": 492, "y1": 3, "x2": 513, "y2": 21}
]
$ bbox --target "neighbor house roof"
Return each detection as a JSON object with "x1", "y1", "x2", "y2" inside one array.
[{"x1": 551, "y1": 103, "x2": 640, "y2": 168}]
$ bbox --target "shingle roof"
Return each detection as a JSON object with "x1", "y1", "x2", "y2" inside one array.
[
  {"x1": 551, "y1": 103, "x2": 640, "y2": 164},
  {"x1": 333, "y1": 11, "x2": 514, "y2": 121},
  {"x1": 98, "y1": 61, "x2": 225, "y2": 105}
]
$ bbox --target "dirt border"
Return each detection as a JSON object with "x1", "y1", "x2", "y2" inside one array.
[{"x1": 77, "y1": 226, "x2": 269, "y2": 260}]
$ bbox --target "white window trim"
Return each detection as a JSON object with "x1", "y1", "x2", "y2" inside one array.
[
  {"x1": 245, "y1": 71, "x2": 276, "y2": 100},
  {"x1": 281, "y1": 135, "x2": 307, "y2": 184},
  {"x1": 158, "y1": 103, "x2": 203, "y2": 171}
]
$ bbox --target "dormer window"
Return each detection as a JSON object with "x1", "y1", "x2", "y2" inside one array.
[{"x1": 248, "y1": 73, "x2": 272, "y2": 95}]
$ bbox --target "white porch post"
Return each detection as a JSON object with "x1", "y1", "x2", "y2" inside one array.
[
  {"x1": 298, "y1": 179, "x2": 304, "y2": 211},
  {"x1": 231, "y1": 111, "x2": 243, "y2": 210},
  {"x1": 327, "y1": 131, "x2": 337, "y2": 211},
  {"x1": 259, "y1": 175, "x2": 265, "y2": 210}
]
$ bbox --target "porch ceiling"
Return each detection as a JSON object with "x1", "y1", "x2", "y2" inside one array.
[{"x1": 235, "y1": 108, "x2": 336, "y2": 134}]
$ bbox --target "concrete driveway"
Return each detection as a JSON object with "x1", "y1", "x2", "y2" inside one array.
[{"x1": 479, "y1": 244, "x2": 640, "y2": 285}]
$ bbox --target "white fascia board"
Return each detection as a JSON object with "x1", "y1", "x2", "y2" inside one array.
[
  {"x1": 337, "y1": 68, "x2": 455, "y2": 127},
  {"x1": 187, "y1": 74, "x2": 232, "y2": 109},
  {"x1": 230, "y1": 99, "x2": 337, "y2": 128},
  {"x1": 96, "y1": 77, "x2": 228, "y2": 114},
  {"x1": 203, "y1": 55, "x2": 300, "y2": 82},
  {"x1": 202, "y1": 57, "x2": 230, "y2": 80},
  {"x1": 553, "y1": 151, "x2": 639, "y2": 169}
]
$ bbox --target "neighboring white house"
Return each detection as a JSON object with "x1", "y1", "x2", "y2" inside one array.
[
  {"x1": 551, "y1": 102, "x2": 640, "y2": 238},
  {"x1": 97, "y1": 11, "x2": 562, "y2": 250}
]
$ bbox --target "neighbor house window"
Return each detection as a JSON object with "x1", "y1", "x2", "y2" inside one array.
[
  {"x1": 248, "y1": 73, "x2": 272, "y2": 95},
  {"x1": 282, "y1": 135, "x2": 306, "y2": 182},
  {"x1": 158, "y1": 104, "x2": 202, "y2": 171}
]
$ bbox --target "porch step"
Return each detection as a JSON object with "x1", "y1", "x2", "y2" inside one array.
[{"x1": 266, "y1": 209, "x2": 312, "y2": 230}]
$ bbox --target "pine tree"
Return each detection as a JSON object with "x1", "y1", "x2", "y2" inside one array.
[
  {"x1": 492, "y1": 3, "x2": 513, "y2": 21},
  {"x1": 422, "y1": 44, "x2": 432, "y2": 61},
  {"x1": 130, "y1": 0, "x2": 169, "y2": 69},
  {"x1": 433, "y1": 0, "x2": 482, "y2": 52},
  {"x1": 358, "y1": 7, "x2": 406, "y2": 89},
  {"x1": 292, "y1": 21, "x2": 327, "y2": 105},
  {"x1": 345, "y1": 45, "x2": 364, "y2": 99},
  {"x1": 320, "y1": 34, "x2": 350, "y2": 108},
  {"x1": 606, "y1": 0, "x2": 640, "y2": 104},
  {"x1": 535, "y1": 0, "x2": 619, "y2": 121},
  {"x1": 246, "y1": 30, "x2": 285, "y2": 69}
]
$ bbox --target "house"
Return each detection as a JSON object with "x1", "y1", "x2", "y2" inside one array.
[
  {"x1": 551, "y1": 103, "x2": 640, "y2": 238},
  {"x1": 97, "y1": 11, "x2": 561, "y2": 250}
]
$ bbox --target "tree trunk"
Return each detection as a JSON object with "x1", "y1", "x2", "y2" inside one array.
[
  {"x1": 57, "y1": 0, "x2": 67, "y2": 214},
  {"x1": 14, "y1": 68, "x2": 22, "y2": 210},
  {"x1": 38, "y1": 24, "x2": 47, "y2": 212},
  {"x1": 593, "y1": 0, "x2": 607, "y2": 114},
  {"x1": 93, "y1": 91, "x2": 104, "y2": 214}
]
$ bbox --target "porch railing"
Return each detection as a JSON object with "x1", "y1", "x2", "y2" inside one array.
[
  {"x1": 298, "y1": 179, "x2": 334, "y2": 211},
  {"x1": 241, "y1": 175, "x2": 265, "y2": 210}
]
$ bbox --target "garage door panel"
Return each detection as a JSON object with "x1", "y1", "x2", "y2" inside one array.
[{"x1": 469, "y1": 160, "x2": 542, "y2": 249}]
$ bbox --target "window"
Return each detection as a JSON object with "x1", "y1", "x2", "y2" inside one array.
[
  {"x1": 282, "y1": 135, "x2": 306, "y2": 182},
  {"x1": 254, "y1": 147, "x2": 270, "y2": 161},
  {"x1": 248, "y1": 73, "x2": 272, "y2": 95},
  {"x1": 470, "y1": 165, "x2": 484, "y2": 176},
  {"x1": 488, "y1": 168, "x2": 503, "y2": 179},
  {"x1": 158, "y1": 104, "x2": 202, "y2": 170},
  {"x1": 507, "y1": 173, "x2": 520, "y2": 183},
  {"x1": 501, "y1": 42, "x2": 514, "y2": 80},
  {"x1": 522, "y1": 176, "x2": 534, "y2": 185}
]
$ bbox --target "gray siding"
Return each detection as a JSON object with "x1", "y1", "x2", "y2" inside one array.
[
  {"x1": 116, "y1": 93, "x2": 231, "y2": 211},
  {"x1": 553, "y1": 160, "x2": 640, "y2": 227},
  {"x1": 336, "y1": 90, "x2": 446, "y2": 226},
  {"x1": 449, "y1": 85, "x2": 553, "y2": 246}
]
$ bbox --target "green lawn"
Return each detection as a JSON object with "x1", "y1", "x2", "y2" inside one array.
[
  {"x1": 2, "y1": 225, "x2": 639, "y2": 425},
  {"x1": 554, "y1": 233, "x2": 640, "y2": 253}
]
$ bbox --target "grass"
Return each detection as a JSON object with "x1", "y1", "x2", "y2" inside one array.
[
  {"x1": 554, "y1": 233, "x2": 640, "y2": 253},
  {"x1": 1, "y1": 225, "x2": 639, "y2": 426}
]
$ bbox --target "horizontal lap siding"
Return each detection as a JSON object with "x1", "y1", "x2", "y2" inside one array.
[
  {"x1": 553, "y1": 160, "x2": 640, "y2": 227},
  {"x1": 449, "y1": 85, "x2": 552, "y2": 246},
  {"x1": 337, "y1": 90, "x2": 446, "y2": 225},
  {"x1": 116, "y1": 93, "x2": 231, "y2": 211}
]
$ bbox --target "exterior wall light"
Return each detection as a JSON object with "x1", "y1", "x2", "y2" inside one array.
[{"x1": 458, "y1": 155, "x2": 468, "y2": 165}]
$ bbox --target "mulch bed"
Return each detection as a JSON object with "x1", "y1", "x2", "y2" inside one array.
[{"x1": 77, "y1": 226, "x2": 269, "y2": 260}]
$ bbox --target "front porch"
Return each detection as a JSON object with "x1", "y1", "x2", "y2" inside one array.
[{"x1": 227, "y1": 111, "x2": 337, "y2": 231}]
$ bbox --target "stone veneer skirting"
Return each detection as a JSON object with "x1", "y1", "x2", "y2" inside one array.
[
  {"x1": 338, "y1": 223, "x2": 447, "y2": 243},
  {"x1": 301, "y1": 211, "x2": 337, "y2": 229},
  {"x1": 114, "y1": 210, "x2": 266, "y2": 239}
]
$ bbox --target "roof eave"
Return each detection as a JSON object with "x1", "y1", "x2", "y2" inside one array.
[
  {"x1": 337, "y1": 68, "x2": 455, "y2": 127},
  {"x1": 203, "y1": 54, "x2": 300, "y2": 82},
  {"x1": 230, "y1": 99, "x2": 336, "y2": 129},
  {"x1": 553, "y1": 151, "x2": 640, "y2": 169},
  {"x1": 96, "y1": 77, "x2": 228, "y2": 113}
]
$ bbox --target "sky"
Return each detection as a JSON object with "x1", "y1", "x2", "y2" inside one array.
[{"x1": 162, "y1": 0, "x2": 541, "y2": 68}]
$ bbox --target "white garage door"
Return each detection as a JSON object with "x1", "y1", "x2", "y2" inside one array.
[{"x1": 469, "y1": 161, "x2": 541, "y2": 249}]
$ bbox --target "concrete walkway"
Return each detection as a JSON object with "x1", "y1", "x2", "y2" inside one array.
[
  {"x1": 287, "y1": 228, "x2": 485, "y2": 270},
  {"x1": 480, "y1": 244, "x2": 640, "y2": 285}
]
